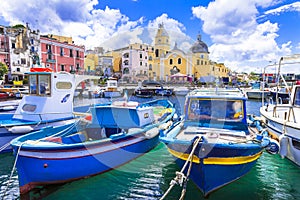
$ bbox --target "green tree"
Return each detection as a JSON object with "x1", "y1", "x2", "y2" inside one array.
[{"x1": 0, "y1": 62, "x2": 8, "y2": 80}]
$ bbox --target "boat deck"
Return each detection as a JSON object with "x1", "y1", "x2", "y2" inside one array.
[{"x1": 175, "y1": 126, "x2": 253, "y2": 144}]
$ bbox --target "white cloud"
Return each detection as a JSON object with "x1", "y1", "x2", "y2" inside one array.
[
  {"x1": 264, "y1": 1, "x2": 300, "y2": 15},
  {"x1": 0, "y1": 0, "x2": 145, "y2": 49},
  {"x1": 191, "y1": 0, "x2": 294, "y2": 73}
]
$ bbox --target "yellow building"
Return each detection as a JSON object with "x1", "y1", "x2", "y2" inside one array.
[
  {"x1": 47, "y1": 34, "x2": 73, "y2": 44},
  {"x1": 84, "y1": 54, "x2": 97, "y2": 73},
  {"x1": 108, "y1": 24, "x2": 229, "y2": 83}
]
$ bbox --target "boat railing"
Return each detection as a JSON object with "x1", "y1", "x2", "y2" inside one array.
[
  {"x1": 272, "y1": 104, "x2": 297, "y2": 123},
  {"x1": 261, "y1": 55, "x2": 300, "y2": 106}
]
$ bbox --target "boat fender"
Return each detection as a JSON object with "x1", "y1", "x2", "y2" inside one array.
[
  {"x1": 144, "y1": 127, "x2": 159, "y2": 139},
  {"x1": 8, "y1": 126, "x2": 33, "y2": 134},
  {"x1": 2, "y1": 106, "x2": 15, "y2": 111},
  {"x1": 265, "y1": 138, "x2": 280, "y2": 155},
  {"x1": 279, "y1": 134, "x2": 288, "y2": 158}
]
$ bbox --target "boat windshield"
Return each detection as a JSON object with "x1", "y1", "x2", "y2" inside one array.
[
  {"x1": 187, "y1": 98, "x2": 244, "y2": 121},
  {"x1": 29, "y1": 74, "x2": 51, "y2": 96}
]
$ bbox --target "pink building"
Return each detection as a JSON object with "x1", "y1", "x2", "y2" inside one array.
[
  {"x1": 0, "y1": 31, "x2": 10, "y2": 68},
  {"x1": 40, "y1": 36, "x2": 84, "y2": 73}
]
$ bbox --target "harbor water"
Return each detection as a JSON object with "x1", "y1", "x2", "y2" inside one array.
[{"x1": 1, "y1": 95, "x2": 300, "y2": 200}]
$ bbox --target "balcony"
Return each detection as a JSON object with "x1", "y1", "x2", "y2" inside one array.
[{"x1": 46, "y1": 59, "x2": 56, "y2": 63}]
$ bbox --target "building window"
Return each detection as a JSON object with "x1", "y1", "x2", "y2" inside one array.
[
  {"x1": 30, "y1": 38, "x2": 34, "y2": 44},
  {"x1": 60, "y1": 47, "x2": 64, "y2": 56},
  {"x1": 123, "y1": 60, "x2": 129, "y2": 65},
  {"x1": 197, "y1": 60, "x2": 200, "y2": 65},
  {"x1": 12, "y1": 43, "x2": 15, "y2": 49},
  {"x1": 149, "y1": 64, "x2": 152, "y2": 71},
  {"x1": 140, "y1": 45, "x2": 142, "y2": 49},
  {"x1": 201, "y1": 60, "x2": 203, "y2": 65},
  {"x1": 144, "y1": 71, "x2": 147, "y2": 75},
  {"x1": 70, "y1": 65, "x2": 74, "y2": 73},
  {"x1": 200, "y1": 54, "x2": 204, "y2": 59},
  {"x1": 140, "y1": 54, "x2": 142, "y2": 59},
  {"x1": 178, "y1": 58, "x2": 181, "y2": 64},
  {"x1": 70, "y1": 49, "x2": 73, "y2": 57},
  {"x1": 205, "y1": 61, "x2": 207, "y2": 65},
  {"x1": 61, "y1": 65, "x2": 65, "y2": 71},
  {"x1": 76, "y1": 50, "x2": 79, "y2": 58},
  {"x1": 140, "y1": 61, "x2": 142, "y2": 66},
  {"x1": 21, "y1": 58, "x2": 26, "y2": 64},
  {"x1": 149, "y1": 56, "x2": 152, "y2": 61},
  {"x1": 145, "y1": 63, "x2": 147, "y2": 67},
  {"x1": 46, "y1": 44, "x2": 51, "y2": 53},
  {"x1": 212, "y1": 67, "x2": 214, "y2": 71},
  {"x1": 155, "y1": 49, "x2": 159, "y2": 57},
  {"x1": 170, "y1": 59, "x2": 173, "y2": 65}
]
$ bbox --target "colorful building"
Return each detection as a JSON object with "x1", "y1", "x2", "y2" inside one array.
[{"x1": 40, "y1": 35, "x2": 85, "y2": 73}]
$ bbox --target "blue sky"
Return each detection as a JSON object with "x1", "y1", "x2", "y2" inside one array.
[{"x1": 0, "y1": 0, "x2": 300, "y2": 73}]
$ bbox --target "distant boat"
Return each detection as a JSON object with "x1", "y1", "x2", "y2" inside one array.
[
  {"x1": 160, "y1": 88, "x2": 278, "y2": 197},
  {"x1": 244, "y1": 81, "x2": 270, "y2": 99},
  {"x1": 134, "y1": 80, "x2": 154, "y2": 98},
  {"x1": 173, "y1": 86, "x2": 189, "y2": 96},
  {"x1": 134, "y1": 87, "x2": 154, "y2": 98},
  {"x1": 10, "y1": 99, "x2": 176, "y2": 195},
  {"x1": 155, "y1": 86, "x2": 173, "y2": 96},
  {"x1": 102, "y1": 78, "x2": 122, "y2": 98},
  {"x1": 0, "y1": 68, "x2": 98, "y2": 153}
]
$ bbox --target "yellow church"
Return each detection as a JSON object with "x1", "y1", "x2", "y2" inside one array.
[{"x1": 88, "y1": 23, "x2": 230, "y2": 83}]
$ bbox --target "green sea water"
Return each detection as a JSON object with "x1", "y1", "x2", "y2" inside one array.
[{"x1": 1, "y1": 97, "x2": 300, "y2": 200}]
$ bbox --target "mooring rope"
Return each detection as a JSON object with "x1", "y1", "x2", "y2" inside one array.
[
  {"x1": 1, "y1": 142, "x2": 25, "y2": 200},
  {"x1": 0, "y1": 142, "x2": 11, "y2": 153},
  {"x1": 160, "y1": 137, "x2": 201, "y2": 200}
]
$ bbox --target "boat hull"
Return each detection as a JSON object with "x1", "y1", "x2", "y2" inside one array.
[
  {"x1": 166, "y1": 142, "x2": 263, "y2": 196},
  {"x1": 0, "y1": 117, "x2": 76, "y2": 153},
  {"x1": 15, "y1": 132, "x2": 159, "y2": 194},
  {"x1": 260, "y1": 106, "x2": 300, "y2": 166}
]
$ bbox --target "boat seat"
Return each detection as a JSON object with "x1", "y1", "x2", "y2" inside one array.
[
  {"x1": 85, "y1": 128, "x2": 106, "y2": 140},
  {"x1": 62, "y1": 131, "x2": 87, "y2": 144}
]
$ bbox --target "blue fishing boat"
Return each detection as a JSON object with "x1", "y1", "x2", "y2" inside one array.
[
  {"x1": 10, "y1": 99, "x2": 175, "y2": 195},
  {"x1": 160, "y1": 88, "x2": 278, "y2": 197},
  {"x1": 0, "y1": 68, "x2": 97, "y2": 153}
]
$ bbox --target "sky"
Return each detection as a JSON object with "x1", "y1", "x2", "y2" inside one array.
[{"x1": 0, "y1": 0, "x2": 300, "y2": 74}]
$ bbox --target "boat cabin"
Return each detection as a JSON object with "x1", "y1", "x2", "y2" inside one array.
[
  {"x1": 184, "y1": 89, "x2": 248, "y2": 131},
  {"x1": 13, "y1": 68, "x2": 76, "y2": 122},
  {"x1": 106, "y1": 78, "x2": 118, "y2": 92}
]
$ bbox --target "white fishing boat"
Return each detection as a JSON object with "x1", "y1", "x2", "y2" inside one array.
[
  {"x1": 260, "y1": 56, "x2": 300, "y2": 166},
  {"x1": 101, "y1": 78, "x2": 122, "y2": 98},
  {"x1": 0, "y1": 68, "x2": 98, "y2": 153}
]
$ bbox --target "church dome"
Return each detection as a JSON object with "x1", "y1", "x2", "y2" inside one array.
[{"x1": 190, "y1": 34, "x2": 209, "y2": 53}]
